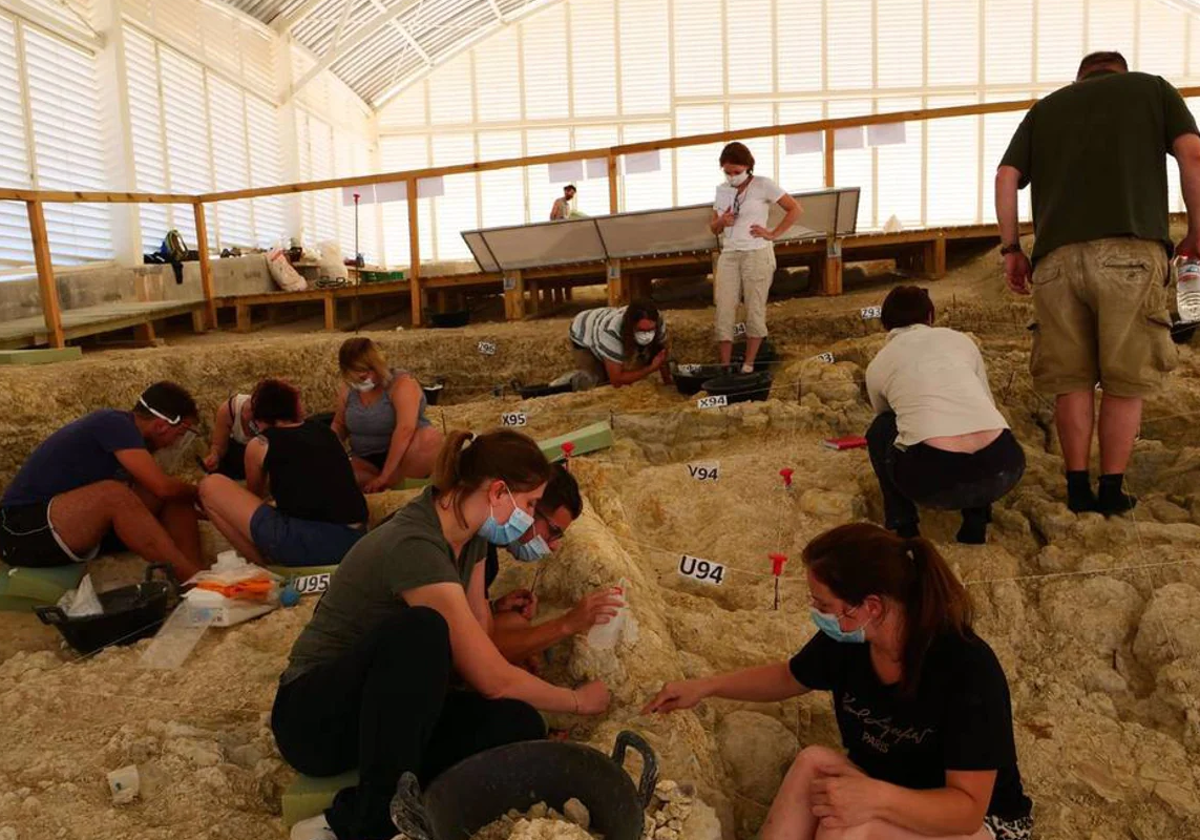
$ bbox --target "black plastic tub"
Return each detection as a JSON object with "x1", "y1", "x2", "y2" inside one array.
[
  {"x1": 671, "y1": 363, "x2": 727, "y2": 396},
  {"x1": 731, "y1": 338, "x2": 779, "y2": 371},
  {"x1": 516, "y1": 382, "x2": 573, "y2": 400},
  {"x1": 700, "y1": 370, "x2": 774, "y2": 403},
  {"x1": 429, "y1": 310, "x2": 470, "y2": 329},
  {"x1": 391, "y1": 732, "x2": 657, "y2": 840},
  {"x1": 421, "y1": 382, "x2": 444, "y2": 406},
  {"x1": 35, "y1": 564, "x2": 177, "y2": 656}
]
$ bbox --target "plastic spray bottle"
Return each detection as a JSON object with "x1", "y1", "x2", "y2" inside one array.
[{"x1": 586, "y1": 577, "x2": 629, "y2": 650}]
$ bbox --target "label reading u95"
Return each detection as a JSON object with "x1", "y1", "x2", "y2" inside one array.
[
  {"x1": 501, "y1": 411, "x2": 528, "y2": 427},
  {"x1": 697, "y1": 395, "x2": 728, "y2": 409},
  {"x1": 292, "y1": 573, "x2": 331, "y2": 595},
  {"x1": 678, "y1": 554, "x2": 726, "y2": 586}
]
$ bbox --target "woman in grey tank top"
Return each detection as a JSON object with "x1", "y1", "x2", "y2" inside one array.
[{"x1": 331, "y1": 338, "x2": 444, "y2": 493}]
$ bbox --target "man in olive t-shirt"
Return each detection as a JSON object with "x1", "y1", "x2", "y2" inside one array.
[{"x1": 995, "y1": 51, "x2": 1200, "y2": 515}]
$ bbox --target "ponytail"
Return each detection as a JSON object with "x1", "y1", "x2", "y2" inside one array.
[
  {"x1": 803, "y1": 524, "x2": 974, "y2": 698},
  {"x1": 430, "y1": 429, "x2": 551, "y2": 528}
]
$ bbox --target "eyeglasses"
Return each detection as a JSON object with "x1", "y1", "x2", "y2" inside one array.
[
  {"x1": 535, "y1": 510, "x2": 566, "y2": 541},
  {"x1": 139, "y1": 397, "x2": 197, "y2": 434}
]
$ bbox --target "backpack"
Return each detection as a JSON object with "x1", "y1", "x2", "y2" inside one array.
[{"x1": 160, "y1": 229, "x2": 188, "y2": 262}]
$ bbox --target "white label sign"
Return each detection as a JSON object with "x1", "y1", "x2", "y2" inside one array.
[
  {"x1": 501, "y1": 411, "x2": 528, "y2": 427},
  {"x1": 686, "y1": 461, "x2": 720, "y2": 482},
  {"x1": 697, "y1": 395, "x2": 728, "y2": 409},
  {"x1": 860, "y1": 306, "x2": 882, "y2": 320},
  {"x1": 502, "y1": 275, "x2": 517, "y2": 291},
  {"x1": 292, "y1": 573, "x2": 331, "y2": 596},
  {"x1": 813, "y1": 352, "x2": 835, "y2": 364},
  {"x1": 676, "y1": 364, "x2": 702, "y2": 376},
  {"x1": 733, "y1": 322, "x2": 747, "y2": 337},
  {"x1": 678, "y1": 554, "x2": 726, "y2": 586},
  {"x1": 477, "y1": 340, "x2": 497, "y2": 356}
]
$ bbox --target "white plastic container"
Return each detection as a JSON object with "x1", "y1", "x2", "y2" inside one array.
[
  {"x1": 107, "y1": 765, "x2": 140, "y2": 805},
  {"x1": 1177, "y1": 258, "x2": 1200, "y2": 324},
  {"x1": 586, "y1": 578, "x2": 629, "y2": 650}
]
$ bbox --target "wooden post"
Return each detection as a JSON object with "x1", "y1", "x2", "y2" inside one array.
[
  {"x1": 607, "y1": 153, "x2": 619, "y2": 214},
  {"x1": 528, "y1": 280, "x2": 540, "y2": 316},
  {"x1": 606, "y1": 259, "x2": 626, "y2": 306},
  {"x1": 26, "y1": 200, "x2": 64, "y2": 349},
  {"x1": 818, "y1": 237, "x2": 843, "y2": 296},
  {"x1": 194, "y1": 203, "x2": 216, "y2": 330},
  {"x1": 323, "y1": 294, "x2": 337, "y2": 331},
  {"x1": 922, "y1": 233, "x2": 947, "y2": 280},
  {"x1": 235, "y1": 303, "x2": 253, "y2": 332},
  {"x1": 133, "y1": 321, "x2": 156, "y2": 344},
  {"x1": 564, "y1": 284, "x2": 574, "y2": 301},
  {"x1": 435, "y1": 291, "x2": 447, "y2": 314},
  {"x1": 823, "y1": 129, "x2": 835, "y2": 188},
  {"x1": 191, "y1": 308, "x2": 207, "y2": 333},
  {"x1": 503, "y1": 270, "x2": 525, "y2": 320},
  {"x1": 407, "y1": 178, "x2": 423, "y2": 327}
]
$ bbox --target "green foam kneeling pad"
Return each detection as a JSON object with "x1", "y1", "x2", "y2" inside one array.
[
  {"x1": 538, "y1": 420, "x2": 614, "y2": 463},
  {"x1": 282, "y1": 769, "x2": 359, "y2": 827},
  {"x1": 0, "y1": 347, "x2": 82, "y2": 366},
  {"x1": 0, "y1": 562, "x2": 86, "y2": 604}
]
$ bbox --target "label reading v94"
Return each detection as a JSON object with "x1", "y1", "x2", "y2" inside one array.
[
  {"x1": 686, "y1": 461, "x2": 720, "y2": 482},
  {"x1": 678, "y1": 554, "x2": 726, "y2": 586}
]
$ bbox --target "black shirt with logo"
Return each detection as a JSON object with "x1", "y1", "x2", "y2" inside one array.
[{"x1": 789, "y1": 629, "x2": 1032, "y2": 821}]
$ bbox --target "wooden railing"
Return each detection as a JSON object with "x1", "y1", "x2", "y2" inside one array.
[{"x1": 6, "y1": 88, "x2": 1199, "y2": 347}]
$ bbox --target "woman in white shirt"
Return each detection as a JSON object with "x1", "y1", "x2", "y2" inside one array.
[
  {"x1": 709, "y1": 142, "x2": 801, "y2": 372},
  {"x1": 864, "y1": 286, "x2": 1025, "y2": 544}
]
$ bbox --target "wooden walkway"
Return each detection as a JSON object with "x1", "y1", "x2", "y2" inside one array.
[{"x1": 0, "y1": 300, "x2": 204, "y2": 350}]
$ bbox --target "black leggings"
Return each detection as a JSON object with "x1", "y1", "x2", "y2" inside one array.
[
  {"x1": 866, "y1": 411, "x2": 1026, "y2": 531},
  {"x1": 271, "y1": 607, "x2": 546, "y2": 840}
]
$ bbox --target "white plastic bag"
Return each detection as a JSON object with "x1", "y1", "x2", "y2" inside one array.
[
  {"x1": 266, "y1": 248, "x2": 307, "y2": 292},
  {"x1": 60, "y1": 573, "x2": 102, "y2": 617},
  {"x1": 317, "y1": 241, "x2": 349, "y2": 282}
]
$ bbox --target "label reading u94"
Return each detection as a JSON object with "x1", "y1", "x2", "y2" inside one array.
[
  {"x1": 292, "y1": 573, "x2": 331, "y2": 595},
  {"x1": 697, "y1": 395, "x2": 728, "y2": 409},
  {"x1": 477, "y1": 340, "x2": 497, "y2": 356},
  {"x1": 501, "y1": 411, "x2": 528, "y2": 427},
  {"x1": 678, "y1": 554, "x2": 726, "y2": 586},
  {"x1": 686, "y1": 461, "x2": 720, "y2": 482}
]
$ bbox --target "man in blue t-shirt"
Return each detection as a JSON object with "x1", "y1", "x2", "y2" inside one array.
[{"x1": 0, "y1": 381, "x2": 206, "y2": 579}]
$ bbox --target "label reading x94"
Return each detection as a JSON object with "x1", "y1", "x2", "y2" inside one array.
[{"x1": 697, "y1": 395, "x2": 728, "y2": 409}]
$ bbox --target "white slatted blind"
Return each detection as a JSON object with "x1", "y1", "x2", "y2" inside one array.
[
  {"x1": 478, "y1": 130, "x2": 525, "y2": 227},
  {"x1": 775, "y1": 0, "x2": 821, "y2": 92},
  {"x1": 925, "y1": 95, "x2": 979, "y2": 225},
  {"x1": 726, "y1": 0, "x2": 772, "y2": 94},
  {"x1": 618, "y1": 0, "x2": 668, "y2": 113},
  {"x1": 983, "y1": 93, "x2": 1031, "y2": 222},
  {"x1": 673, "y1": 0, "x2": 721, "y2": 97},
  {"x1": 826, "y1": 0, "x2": 871, "y2": 90},
  {"x1": 526, "y1": 127, "x2": 570, "y2": 219},
  {"x1": 336, "y1": 133, "x2": 377, "y2": 262},
  {"x1": 985, "y1": 0, "x2": 1032, "y2": 85},
  {"x1": 207, "y1": 74, "x2": 253, "y2": 248},
  {"x1": 876, "y1": 0, "x2": 922, "y2": 88},
  {"x1": 619, "y1": 122, "x2": 671, "y2": 212},
  {"x1": 474, "y1": 29, "x2": 519, "y2": 123},
  {"x1": 828, "y1": 99, "x2": 874, "y2": 228},
  {"x1": 1036, "y1": 0, "x2": 1084, "y2": 83},
  {"x1": 1087, "y1": 0, "x2": 1136, "y2": 58},
  {"x1": 728, "y1": 103, "x2": 776, "y2": 184},
  {"x1": 777, "y1": 101, "x2": 823, "y2": 191},
  {"x1": 160, "y1": 48, "x2": 211, "y2": 248},
  {"x1": 0, "y1": 15, "x2": 31, "y2": 267},
  {"x1": 928, "y1": 0, "x2": 977, "y2": 86},
  {"x1": 1140, "y1": 2, "x2": 1186, "y2": 78},
  {"x1": 674, "y1": 104, "x2": 725, "y2": 205},
  {"x1": 380, "y1": 135, "x2": 430, "y2": 268},
  {"x1": 573, "y1": 124, "x2": 617, "y2": 216},
  {"x1": 24, "y1": 27, "x2": 112, "y2": 263},
  {"x1": 570, "y1": 0, "x2": 617, "y2": 116},
  {"x1": 429, "y1": 54, "x2": 473, "y2": 125},
  {"x1": 124, "y1": 26, "x2": 171, "y2": 253},
  {"x1": 875, "y1": 98, "x2": 922, "y2": 228},
  {"x1": 302, "y1": 112, "x2": 338, "y2": 245},
  {"x1": 522, "y1": 5, "x2": 568, "y2": 120},
  {"x1": 246, "y1": 94, "x2": 286, "y2": 248}
]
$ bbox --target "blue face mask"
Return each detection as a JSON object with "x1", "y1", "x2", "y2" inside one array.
[
  {"x1": 508, "y1": 533, "x2": 551, "y2": 563},
  {"x1": 477, "y1": 486, "x2": 536, "y2": 546},
  {"x1": 810, "y1": 608, "x2": 867, "y2": 644}
]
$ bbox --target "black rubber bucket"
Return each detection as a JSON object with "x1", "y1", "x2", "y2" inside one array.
[
  {"x1": 391, "y1": 731, "x2": 657, "y2": 840},
  {"x1": 731, "y1": 338, "x2": 779, "y2": 371},
  {"x1": 422, "y1": 381, "x2": 445, "y2": 406},
  {"x1": 700, "y1": 370, "x2": 774, "y2": 403},
  {"x1": 430, "y1": 310, "x2": 470, "y2": 329},
  {"x1": 671, "y1": 363, "x2": 727, "y2": 396},
  {"x1": 35, "y1": 564, "x2": 177, "y2": 656},
  {"x1": 516, "y1": 382, "x2": 573, "y2": 399}
]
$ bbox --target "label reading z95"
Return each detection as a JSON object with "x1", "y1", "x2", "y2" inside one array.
[
  {"x1": 678, "y1": 554, "x2": 726, "y2": 586},
  {"x1": 501, "y1": 411, "x2": 528, "y2": 427},
  {"x1": 477, "y1": 340, "x2": 497, "y2": 356},
  {"x1": 697, "y1": 395, "x2": 728, "y2": 409},
  {"x1": 686, "y1": 461, "x2": 720, "y2": 482},
  {"x1": 292, "y1": 573, "x2": 331, "y2": 595}
]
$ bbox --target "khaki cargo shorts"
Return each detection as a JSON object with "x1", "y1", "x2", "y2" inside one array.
[
  {"x1": 1030, "y1": 237, "x2": 1177, "y2": 398},
  {"x1": 714, "y1": 246, "x2": 776, "y2": 341}
]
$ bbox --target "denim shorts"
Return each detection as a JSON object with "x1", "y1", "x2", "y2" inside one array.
[{"x1": 249, "y1": 505, "x2": 363, "y2": 567}]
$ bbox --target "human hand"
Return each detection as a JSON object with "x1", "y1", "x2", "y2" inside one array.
[
  {"x1": 494, "y1": 588, "x2": 538, "y2": 620},
  {"x1": 565, "y1": 587, "x2": 624, "y2": 634},
  {"x1": 651, "y1": 349, "x2": 669, "y2": 370},
  {"x1": 364, "y1": 476, "x2": 392, "y2": 494},
  {"x1": 750, "y1": 224, "x2": 776, "y2": 240},
  {"x1": 1004, "y1": 252, "x2": 1032, "y2": 295},
  {"x1": 572, "y1": 681, "x2": 611, "y2": 715},
  {"x1": 641, "y1": 679, "x2": 708, "y2": 715},
  {"x1": 1178, "y1": 231, "x2": 1200, "y2": 260},
  {"x1": 201, "y1": 453, "x2": 219, "y2": 473},
  {"x1": 809, "y1": 765, "x2": 879, "y2": 830},
  {"x1": 718, "y1": 210, "x2": 736, "y2": 228}
]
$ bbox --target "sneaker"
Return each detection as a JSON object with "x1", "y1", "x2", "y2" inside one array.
[{"x1": 290, "y1": 814, "x2": 336, "y2": 840}]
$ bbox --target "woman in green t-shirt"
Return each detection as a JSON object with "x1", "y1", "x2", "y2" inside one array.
[{"x1": 273, "y1": 429, "x2": 611, "y2": 840}]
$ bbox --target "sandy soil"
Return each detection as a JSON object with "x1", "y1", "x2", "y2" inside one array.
[{"x1": 0, "y1": 241, "x2": 1197, "y2": 839}]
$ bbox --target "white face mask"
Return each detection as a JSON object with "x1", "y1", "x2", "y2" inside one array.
[
  {"x1": 634, "y1": 330, "x2": 656, "y2": 346},
  {"x1": 726, "y1": 171, "x2": 749, "y2": 187},
  {"x1": 350, "y1": 378, "x2": 375, "y2": 392}
]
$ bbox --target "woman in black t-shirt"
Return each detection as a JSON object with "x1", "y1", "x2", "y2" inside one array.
[{"x1": 644, "y1": 523, "x2": 1033, "y2": 840}]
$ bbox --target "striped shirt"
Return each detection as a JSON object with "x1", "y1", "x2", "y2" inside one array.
[{"x1": 569, "y1": 306, "x2": 666, "y2": 365}]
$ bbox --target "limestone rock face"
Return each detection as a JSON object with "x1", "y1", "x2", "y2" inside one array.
[
  {"x1": 1041, "y1": 577, "x2": 1143, "y2": 654},
  {"x1": 1134, "y1": 584, "x2": 1200, "y2": 670},
  {"x1": 715, "y1": 711, "x2": 798, "y2": 805}
]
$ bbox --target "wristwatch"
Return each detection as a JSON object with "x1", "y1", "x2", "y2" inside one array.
[{"x1": 999, "y1": 242, "x2": 1023, "y2": 256}]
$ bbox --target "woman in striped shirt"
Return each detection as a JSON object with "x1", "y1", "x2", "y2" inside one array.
[{"x1": 559, "y1": 300, "x2": 672, "y2": 391}]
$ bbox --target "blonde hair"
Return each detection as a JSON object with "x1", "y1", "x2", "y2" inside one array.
[{"x1": 338, "y1": 337, "x2": 389, "y2": 384}]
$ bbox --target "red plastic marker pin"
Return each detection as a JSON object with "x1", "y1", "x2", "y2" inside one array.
[
  {"x1": 561, "y1": 441, "x2": 575, "y2": 469},
  {"x1": 769, "y1": 553, "x2": 788, "y2": 610},
  {"x1": 779, "y1": 468, "x2": 794, "y2": 489}
]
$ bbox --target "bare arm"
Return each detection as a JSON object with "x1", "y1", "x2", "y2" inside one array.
[
  {"x1": 771, "y1": 193, "x2": 802, "y2": 239},
  {"x1": 373, "y1": 377, "x2": 421, "y2": 487},
  {"x1": 466, "y1": 562, "x2": 493, "y2": 638},
  {"x1": 331, "y1": 384, "x2": 350, "y2": 444},
  {"x1": 845, "y1": 770, "x2": 996, "y2": 836},
  {"x1": 643, "y1": 662, "x2": 806, "y2": 713},
  {"x1": 244, "y1": 438, "x2": 269, "y2": 498},
  {"x1": 404, "y1": 581, "x2": 597, "y2": 713},
  {"x1": 206, "y1": 401, "x2": 234, "y2": 461},
  {"x1": 494, "y1": 588, "x2": 623, "y2": 663},
  {"x1": 994, "y1": 165, "x2": 1023, "y2": 247},
  {"x1": 1174, "y1": 133, "x2": 1200, "y2": 255},
  {"x1": 115, "y1": 449, "x2": 197, "y2": 501}
]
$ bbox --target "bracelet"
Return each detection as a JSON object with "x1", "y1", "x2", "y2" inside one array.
[{"x1": 999, "y1": 242, "x2": 1023, "y2": 256}]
